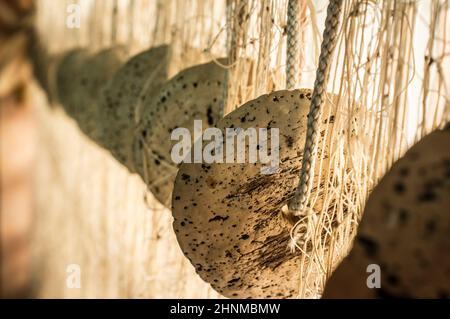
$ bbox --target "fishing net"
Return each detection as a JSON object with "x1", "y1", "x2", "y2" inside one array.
[{"x1": 31, "y1": 0, "x2": 449, "y2": 298}]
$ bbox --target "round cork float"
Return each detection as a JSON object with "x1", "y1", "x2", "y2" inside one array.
[
  {"x1": 56, "y1": 47, "x2": 128, "y2": 140},
  {"x1": 132, "y1": 60, "x2": 226, "y2": 207},
  {"x1": 98, "y1": 45, "x2": 169, "y2": 170},
  {"x1": 72, "y1": 46, "x2": 127, "y2": 140},
  {"x1": 323, "y1": 126, "x2": 450, "y2": 299},
  {"x1": 171, "y1": 89, "x2": 347, "y2": 298},
  {"x1": 56, "y1": 48, "x2": 90, "y2": 112}
]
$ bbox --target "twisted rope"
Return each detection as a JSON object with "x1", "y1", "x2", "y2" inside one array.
[
  {"x1": 288, "y1": 0, "x2": 343, "y2": 215},
  {"x1": 286, "y1": 0, "x2": 299, "y2": 89}
]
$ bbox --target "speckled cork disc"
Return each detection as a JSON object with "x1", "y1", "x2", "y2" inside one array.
[
  {"x1": 56, "y1": 48, "x2": 90, "y2": 111},
  {"x1": 323, "y1": 127, "x2": 450, "y2": 299},
  {"x1": 132, "y1": 60, "x2": 226, "y2": 207},
  {"x1": 172, "y1": 89, "x2": 343, "y2": 299},
  {"x1": 72, "y1": 46, "x2": 127, "y2": 140},
  {"x1": 56, "y1": 47, "x2": 128, "y2": 140},
  {"x1": 98, "y1": 45, "x2": 169, "y2": 170}
]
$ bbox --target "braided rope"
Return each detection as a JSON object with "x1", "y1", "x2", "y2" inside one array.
[
  {"x1": 286, "y1": 0, "x2": 299, "y2": 89},
  {"x1": 288, "y1": 0, "x2": 343, "y2": 215}
]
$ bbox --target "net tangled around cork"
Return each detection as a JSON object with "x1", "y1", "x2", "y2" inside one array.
[{"x1": 1, "y1": 0, "x2": 449, "y2": 299}]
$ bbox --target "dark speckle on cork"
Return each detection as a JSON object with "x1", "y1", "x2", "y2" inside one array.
[
  {"x1": 358, "y1": 235, "x2": 379, "y2": 257},
  {"x1": 285, "y1": 135, "x2": 294, "y2": 148},
  {"x1": 398, "y1": 209, "x2": 409, "y2": 225},
  {"x1": 399, "y1": 167, "x2": 409, "y2": 177},
  {"x1": 418, "y1": 189, "x2": 436, "y2": 202},
  {"x1": 240, "y1": 234, "x2": 250, "y2": 240},
  {"x1": 393, "y1": 181, "x2": 406, "y2": 194},
  {"x1": 208, "y1": 215, "x2": 229, "y2": 222},
  {"x1": 425, "y1": 219, "x2": 437, "y2": 235}
]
